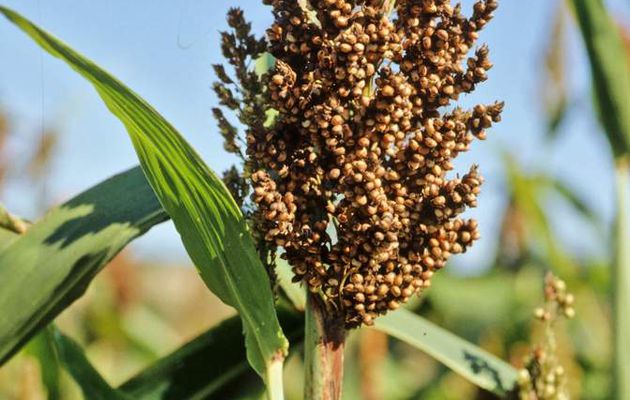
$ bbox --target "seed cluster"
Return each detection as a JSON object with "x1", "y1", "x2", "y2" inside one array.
[
  {"x1": 249, "y1": 0, "x2": 502, "y2": 327},
  {"x1": 518, "y1": 273, "x2": 574, "y2": 400}
]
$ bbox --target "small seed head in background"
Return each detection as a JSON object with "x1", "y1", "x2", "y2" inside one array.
[{"x1": 518, "y1": 273, "x2": 575, "y2": 400}]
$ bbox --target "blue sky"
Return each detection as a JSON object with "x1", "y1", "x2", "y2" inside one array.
[{"x1": 1, "y1": 0, "x2": 628, "y2": 272}]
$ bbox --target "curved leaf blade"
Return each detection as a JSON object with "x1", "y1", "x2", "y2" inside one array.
[
  {"x1": 52, "y1": 328, "x2": 132, "y2": 400},
  {"x1": 0, "y1": 6, "x2": 288, "y2": 379},
  {"x1": 120, "y1": 311, "x2": 304, "y2": 400},
  {"x1": 373, "y1": 309, "x2": 518, "y2": 396},
  {"x1": 571, "y1": 0, "x2": 630, "y2": 157},
  {"x1": 25, "y1": 326, "x2": 62, "y2": 400},
  {"x1": 0, "y1": 166, "x2": 167, "y2": 365}
]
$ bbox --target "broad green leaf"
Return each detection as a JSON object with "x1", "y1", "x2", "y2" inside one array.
[
  {"x1": 52, "y1": 328, "x2": 131, "y2": 400},
  {"x1": 0, "y1": 166, "x2": 167, "y2": 365},
  {"x1": 25, "y1": 326, "x2": 61, "y2": 400},
  {"x1": 373, "y1": 309, "x2": 518, "y2": 396},
  {"x1": 120, "y1": 311, "x2": 304, "y2": 400},
  {"x1": 570, "y1": 0, "x2": 630, "y2": 157},
  {"x1": 0, "y1": 226, "x2": 18, "y2": 251},
  {"x1": 0, "y1": 6, "x2": 288, "y2": 382}
]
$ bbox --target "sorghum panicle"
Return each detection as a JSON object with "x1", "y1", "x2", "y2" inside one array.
[{"x1": 249, "y1": 0, "x2": 502, "y2": 328}]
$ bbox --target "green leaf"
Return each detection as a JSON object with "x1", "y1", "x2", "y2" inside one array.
[
  {"x1": 0, "y1": 225, "x2": 19, "y2": 251},
  {"x1": 120, "y1": 311, "x2": 304, "y2": 400},
  {"x1": 0, "y1": 166, "x2": 167, "y2": 365},
  {"x1": 25, "y1": 326, "x2": 62, "y2": 400},
  {"x1": 373, "y1": 309, "x2": 518, "y2": 396},
  {"x1": 0, "y1": 6, "x2": 288, "y2": 384},
  {"x1": 570, "y1": 0, "x2": 630, "y2": 158},
  {"x1": 53, "y1": 328, "x2": 132, "y2": 400}
]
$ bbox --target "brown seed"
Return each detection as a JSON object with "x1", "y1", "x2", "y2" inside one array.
[
  {"x1": 331, "y1": 115, "x2": 344, "y2": 126},
  {"x1": 356, "y1": 195, "x2": 368, "y2": 206},
  {"x1": 339, "y1": 43, "x2": 353, "y2": 53},
  {"x1": 272, "y1": 74, "x2": 284, "y2": 85},
  {"x1": 381, "y1": 85, "x2": 395, "y2": 97}
]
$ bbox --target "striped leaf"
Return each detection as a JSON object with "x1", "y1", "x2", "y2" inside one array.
[{"x1": 0, "y1": 167, "x2": 166, "y2": 365}]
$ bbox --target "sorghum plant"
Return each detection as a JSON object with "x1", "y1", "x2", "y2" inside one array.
[
  {"x1": 0, "y1": 1, "x2": 541, "y2": 399},
  {"x1": 211, "y1": 2, "x2": 503, "y2": 396}
]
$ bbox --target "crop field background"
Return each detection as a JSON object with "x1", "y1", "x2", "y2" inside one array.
[{"x1": 0, "y1": 1, "x2": 629, "y2": 399}]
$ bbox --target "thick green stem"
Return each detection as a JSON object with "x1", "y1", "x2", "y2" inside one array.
[
  {"x1": 613, "y1": 158, "x2": 630, "y2": 399},
  {"x1": 266, "y1": 357, "x2": 285, "y2": 400},
  {"x1": 304, "y1": 295, "x2": 346, "y2": 400}
]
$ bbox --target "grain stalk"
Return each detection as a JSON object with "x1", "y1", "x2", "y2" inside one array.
[
  {"x1": 613, "y1": 157, "x2": 629, "y2": 400},
  {"x1": 304, "y1": 294, "x2": 346, "y2": 400}
]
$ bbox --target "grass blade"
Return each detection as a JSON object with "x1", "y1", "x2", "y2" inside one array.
[
  {"x1": 53, "y1": 328, "x2": 132, "y2": 400},
  {"x1": 0, "y1": 6, "x2": 289, "y2": 387},
  {"x1": 120, "y1": 311, "x2": 304, "y2": 400},
  {"x1": 25, "y1": 326, "x2": 62, "y2": 400},
  {"x1": 373, "y1": 309, "x2": 518, "y2": 396},
  {"x1": 571, "y1": 0, "x2": 630, "y2": 157},
  {"x1": 0, "y1": 166, "x2": 167, "y2": 365}
]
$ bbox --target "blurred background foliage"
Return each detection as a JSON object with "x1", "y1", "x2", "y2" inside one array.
[{"x1": 0, "y1": 0, "x2": 629, "y2": 399}]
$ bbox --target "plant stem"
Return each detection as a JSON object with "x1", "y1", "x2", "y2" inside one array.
[
  {"x1": 613, "y1": 158, "x2": 629, "y2": 400},
  {"x1": 266, "y1": 357, "x2": 285, "y2": 400},
  {"x1": 304, "y1": 294, "x2": 346, "y2": 400}
]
